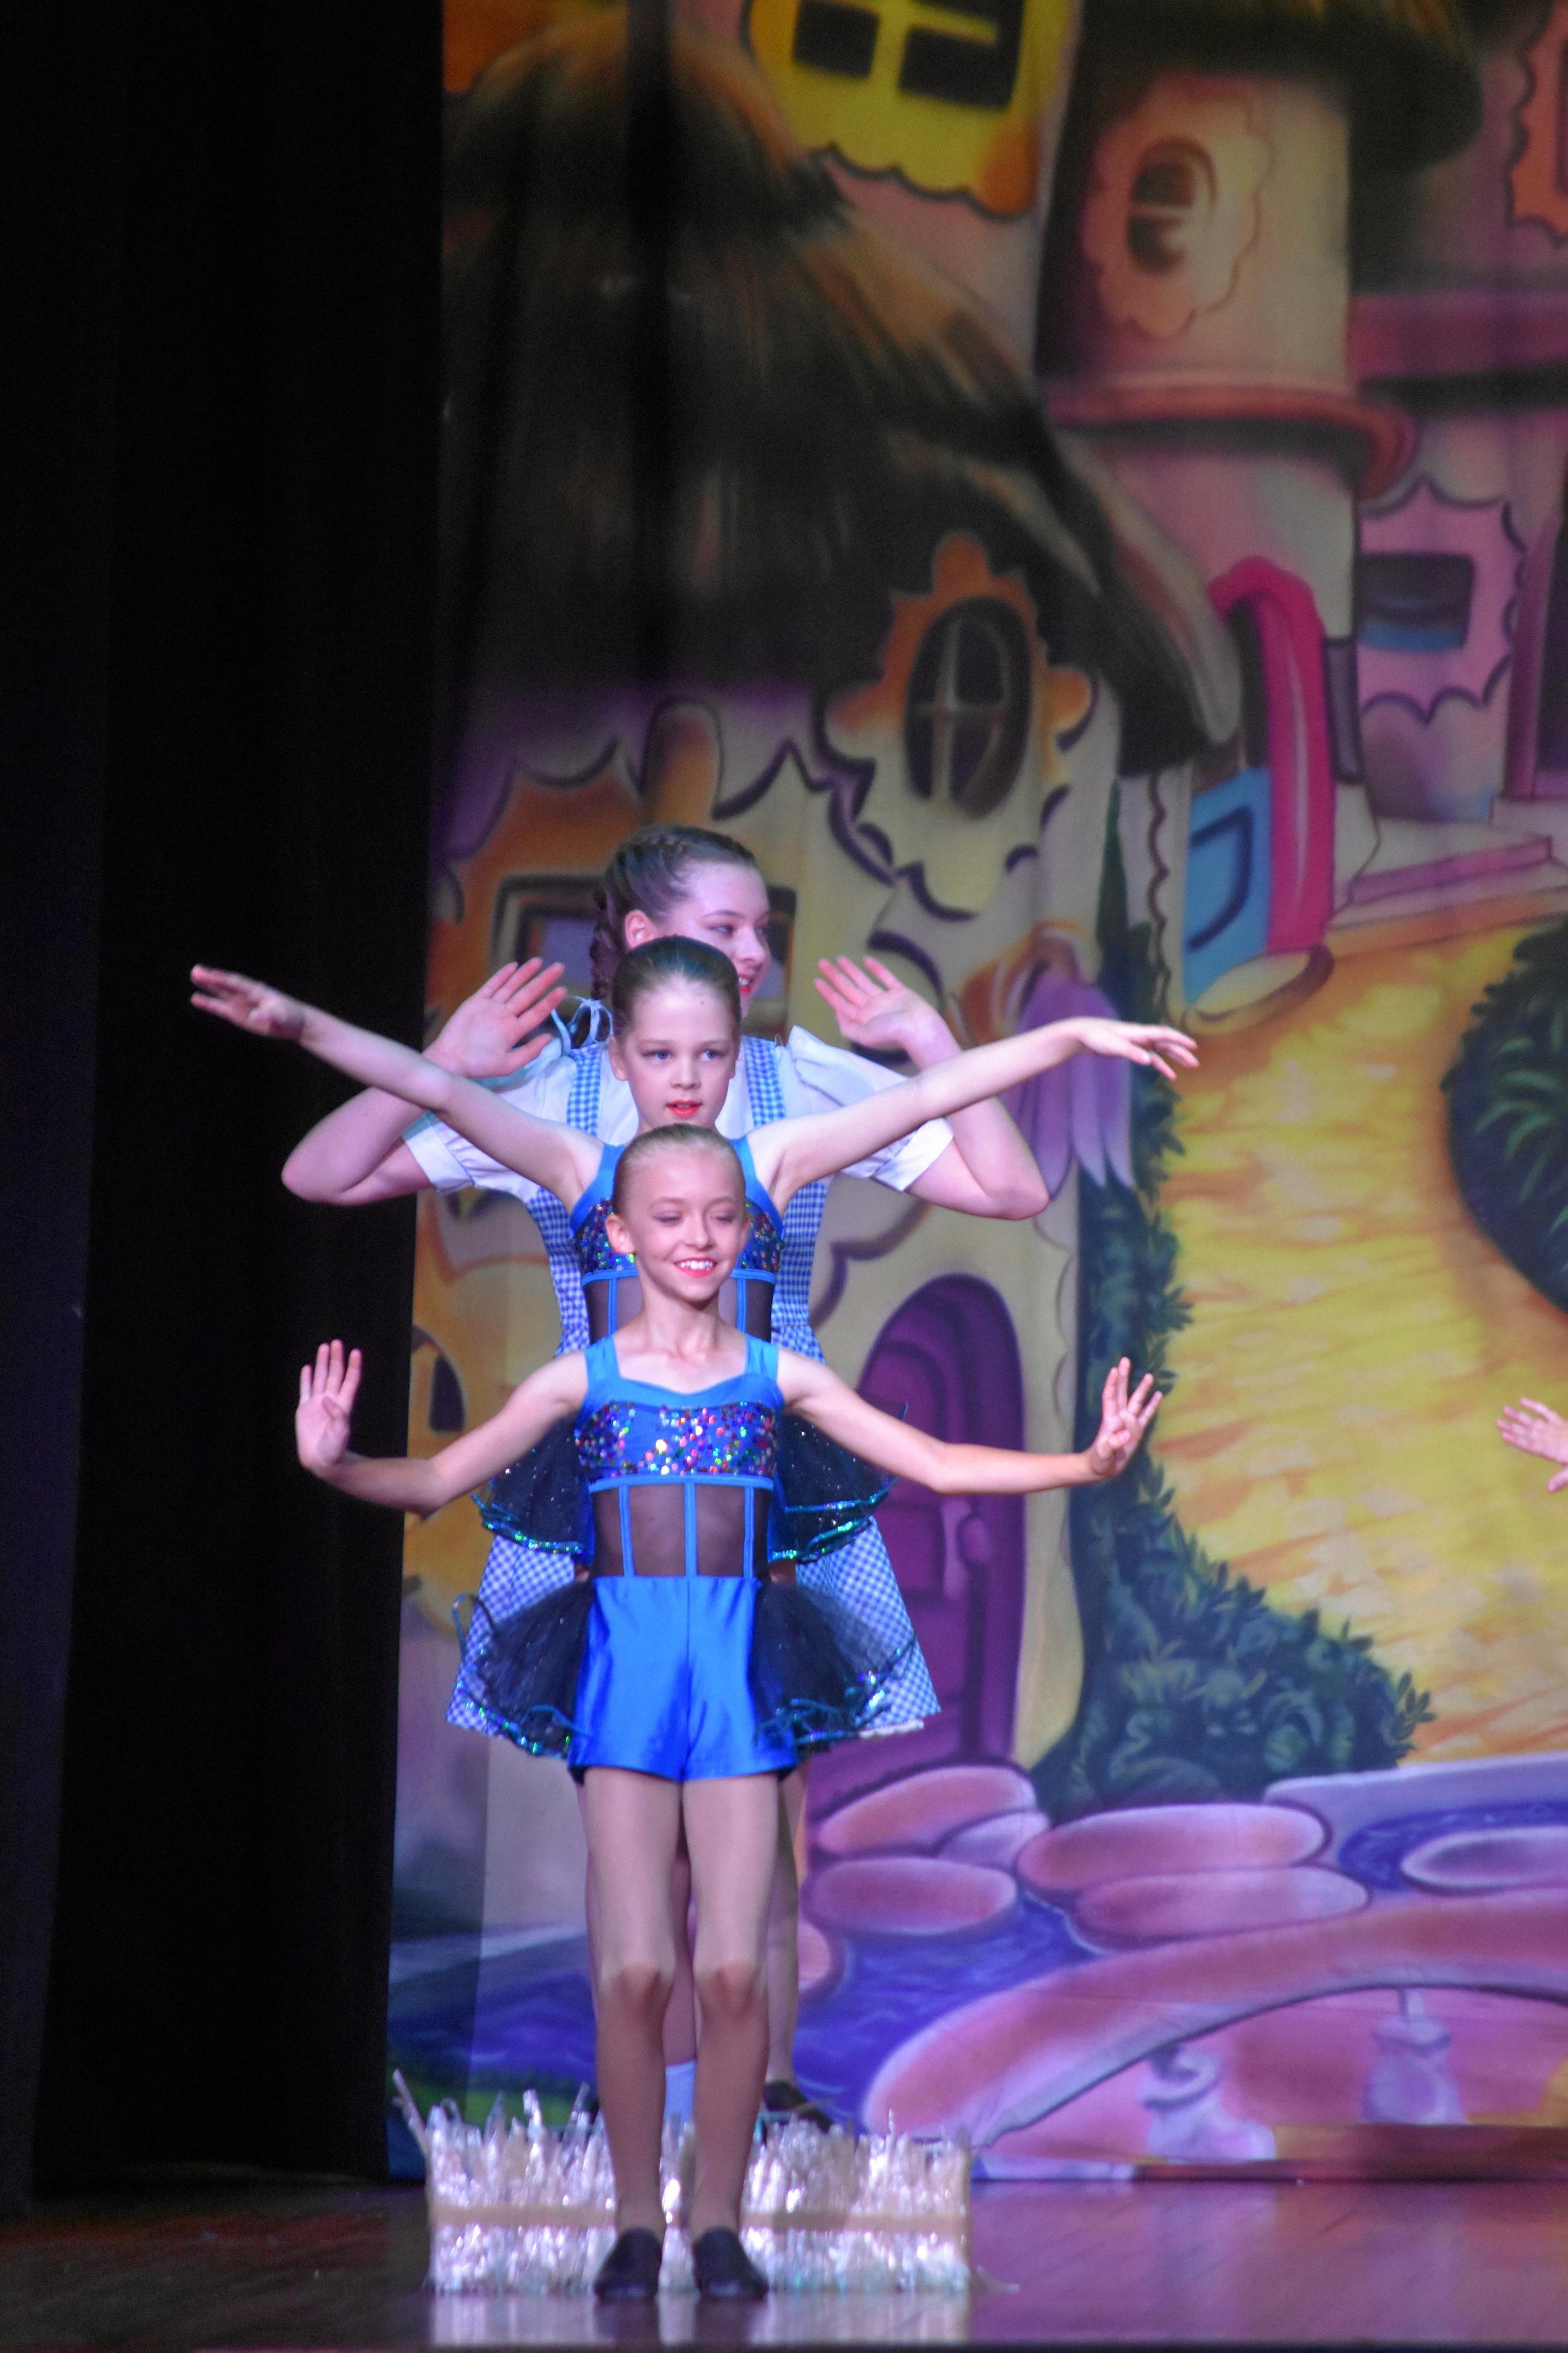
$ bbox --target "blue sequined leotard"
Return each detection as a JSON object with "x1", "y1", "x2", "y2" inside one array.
[
  {"x1": 453, "y1": 1334, "x2": 906, "y2": 1773},
  {"x1": 568, "y1": 1334, "x2": 793, "y2": 1779}
]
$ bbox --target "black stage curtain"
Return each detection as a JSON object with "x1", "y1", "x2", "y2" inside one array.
[{"x1": 2, "y1": 4, "x2": 441, "y2": 2203}]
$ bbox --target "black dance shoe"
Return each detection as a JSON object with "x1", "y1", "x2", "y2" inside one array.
[
  {"x1": 691, "y1": 2226, "x2": 768, "y2": 2301},
  {"x1": 593, "y1": 2227, "x2": 664, "y2": 2300},
  {"x1": 761, "y1": 2077, "x2": 834, "y2": 2132}
]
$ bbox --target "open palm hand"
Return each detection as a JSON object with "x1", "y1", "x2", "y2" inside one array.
[
  {"x1": 296, "y1": 1340, "x2": 363, "y2": 1474},
  {"x1": 429, "y1": 958, "x2": 567, "y2": 1079},
  {"x1": 814, "y1": 956, "x2": 950, "y2": 1060},
  {"x1": 1084, "y1": 1357, "x2": 1161, "y2": 1482}
]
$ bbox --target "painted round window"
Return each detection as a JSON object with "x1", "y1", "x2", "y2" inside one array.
[{"x1": 904, "y1": 598, "x2": 1032, "y2": 817}]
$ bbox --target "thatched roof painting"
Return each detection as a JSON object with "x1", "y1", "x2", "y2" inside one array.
[{"x1": 440, "y1": 9, "x2": 1202, "y2": 767}]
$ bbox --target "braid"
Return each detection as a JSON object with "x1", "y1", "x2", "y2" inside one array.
[{"x1": 588, "y1": 824, "x2": 761, "y2": 999}]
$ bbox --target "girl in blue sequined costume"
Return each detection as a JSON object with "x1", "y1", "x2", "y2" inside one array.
[{"x1": 292, "y1": 1123, "x2": 1163, "y2": 2302}]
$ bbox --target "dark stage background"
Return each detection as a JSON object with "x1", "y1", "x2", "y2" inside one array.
[{"x1": 1, "y1": 2, "x2": 442, "y2": 2211}]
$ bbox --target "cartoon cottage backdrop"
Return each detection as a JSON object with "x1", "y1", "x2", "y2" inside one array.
[{"x1": 390, "y1": 0, "x2": 1568, "y2": 2171}]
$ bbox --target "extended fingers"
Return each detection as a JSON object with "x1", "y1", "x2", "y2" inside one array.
[
  {"x1": 190, "y1": 965, "x2": 252, "y2": 1018},
  {"x1": 506, "y1": 960, "x2": 566, "y2": 1007},
  {"x1": 818, "y1": 955, "x2": 876, "y2": 1003},
  {"x1": 1140, "y1": 1025, "x2": 1200, "y2": 1063},
  {"x1": 813, "y1": 971, "x2": 862, "y2": 1020}
]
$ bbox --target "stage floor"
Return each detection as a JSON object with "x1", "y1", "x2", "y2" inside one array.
[{"x1": 4, "y1": 2176, "x2": 1568, "y2": 2348}]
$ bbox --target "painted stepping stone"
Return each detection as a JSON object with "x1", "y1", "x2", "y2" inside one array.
[
  {"x1": 1401, "y1": 1826, "x2": 1568, "y2": 1893},
  {"x1": 814, "y1": 1764, "x2": 1036, "y2": 1858},
  {"x1": 1071, "y1": 1864, "x2": 1368, "y2": 1948},
  {"x1": 1017, "y1": 1802, "x2": 1325, "y2": 1895},
  {"x1": 805, "y1": 1856, "x2": 1018, "y2": 1937},
  {"x1": 798, "y1": 1917, "x2": 842, "y2": 1999},
  {"x1": 942, "y1": 1808, "x2": 1051, "y2": 1867}
]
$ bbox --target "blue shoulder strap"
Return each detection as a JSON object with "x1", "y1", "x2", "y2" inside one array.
[{"x1": 580, "y1": 1333, "x2": 618, "y2": 1407}]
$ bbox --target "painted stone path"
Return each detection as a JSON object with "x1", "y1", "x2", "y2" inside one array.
[{"x1": 1155, "y1": 923, "x2": 1568, "y2": 1762}]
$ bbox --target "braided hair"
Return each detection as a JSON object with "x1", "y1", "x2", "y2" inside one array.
[{"x1": 588, "y1": 825, "x2": 762, "y2": 1000}]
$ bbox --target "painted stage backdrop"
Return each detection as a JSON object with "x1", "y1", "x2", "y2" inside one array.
[{"x1": 390, "y1": 0, "x2": 1568, "y2": 2173}]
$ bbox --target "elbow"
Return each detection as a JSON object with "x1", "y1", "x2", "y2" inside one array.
[
  {"x1": 916, "y1": 1446, "x2": 959, "y2": 1495},
  {"x1": 985, "y1": 1176, "x2": 1050, "y2": 1221},
  {"x1": 281, "y1": 1148, "x2": 337, "y2": 1204}
]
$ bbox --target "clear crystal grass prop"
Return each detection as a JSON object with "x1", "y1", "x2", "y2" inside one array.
[{"x1": 395, "y1": 2074, "x2": 970, "y2": 2294}]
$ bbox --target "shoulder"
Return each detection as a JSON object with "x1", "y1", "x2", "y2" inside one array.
[
  {"x1": 770, "y1": 1344, "x2": 827, "y2": 1402},
  {"x1": 534, "y1": 1348, "x2": 589, "y2": 1402}
]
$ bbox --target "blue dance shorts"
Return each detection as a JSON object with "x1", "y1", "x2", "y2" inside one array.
[{"x1": 569, "y1": 1574, "x2": 798, "y2": 1782}]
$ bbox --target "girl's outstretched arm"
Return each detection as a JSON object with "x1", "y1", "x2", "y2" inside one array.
[
  {"x1": 191, "y1": 966, "x2": 597, "y2": 1207},
  {"x1": 1498, "y1": 1396, "x2": 1568, "y2": 1493},
  {"x1": 275, "y1": 961, "x2": 567, "y2": 1204},
  {"x1": 755, "y1": 1002, "x2": 1197, "y2": 1209},
  {"x1": 815, "y1": 957, "x2": 1045, "y2": 1219},
  {"x1": 777, "y1": 1353, "x2": 1160, "y2": 1495},
  {"x1": 296, "y1": 1340, "x2": 587, "y2": 1513}
]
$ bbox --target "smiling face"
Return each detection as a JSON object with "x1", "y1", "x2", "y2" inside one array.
[
  {"x1": 605, "y1": 1133, "x2": 750, "y2": 1307},
  {"x1": 622, "y1": 858, "x2": 774, "y2": 1008},
  {"x1": 605, "y1": 978, "x2": 741, "y2": 1131}
]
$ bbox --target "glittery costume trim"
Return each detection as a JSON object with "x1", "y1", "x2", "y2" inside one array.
[{"x1": 578, "y1": 1398, "x2": 780, "y2": 1485}]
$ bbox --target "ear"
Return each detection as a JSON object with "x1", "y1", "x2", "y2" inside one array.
[
  {"x1": 604, "y1": 1207, "x2": 634, "y2": 1259},
  {"x1": 605, "y1": 1027, "x2": 627, "y2": 1080},
  {"x1": 622, "y1": 909, "x2": 657, "y2": 952}
]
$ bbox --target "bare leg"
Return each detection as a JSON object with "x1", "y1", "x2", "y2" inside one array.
[
  {"x1": 580, "y1": 1784, "x2": 698, "y2": 2074},
  {"x1": 764, "y1": 1766, "x2": 807, "y2": 2079},
  {"x1": 664, "y1": 1838, "x2": 698, "y2": 2066},
  {"x1": 581, "y1": 1768, "x2": 681, "y2": 2236},
  {"x1": 681, "y1": 1773, "x2": 779, "y2": 2239}
]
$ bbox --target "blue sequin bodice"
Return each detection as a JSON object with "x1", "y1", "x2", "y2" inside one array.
[{"x1": 575, "y1": 1333, "x2": 782, "y2": 1578}]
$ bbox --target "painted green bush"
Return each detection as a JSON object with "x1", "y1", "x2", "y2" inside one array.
[
  {"x1": 1032, "y1": 811, "x2": 1432, "y2": 1820},
  {"x1": 1443, "y1": 916, "x2": 1568, "y2": 1312}
]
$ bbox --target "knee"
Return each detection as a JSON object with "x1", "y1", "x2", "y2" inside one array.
[
  {"x1": 696, "y1": 1958, "x2": 766, "y2": 2028},
  {"x1": 599, "y1": 1959, "x2": 674, "y2": 2029}
]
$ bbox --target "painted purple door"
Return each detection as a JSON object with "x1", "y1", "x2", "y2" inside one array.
[{"x1": 809, "y1": 1275, "x2": 1027, "y2": 1810}]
